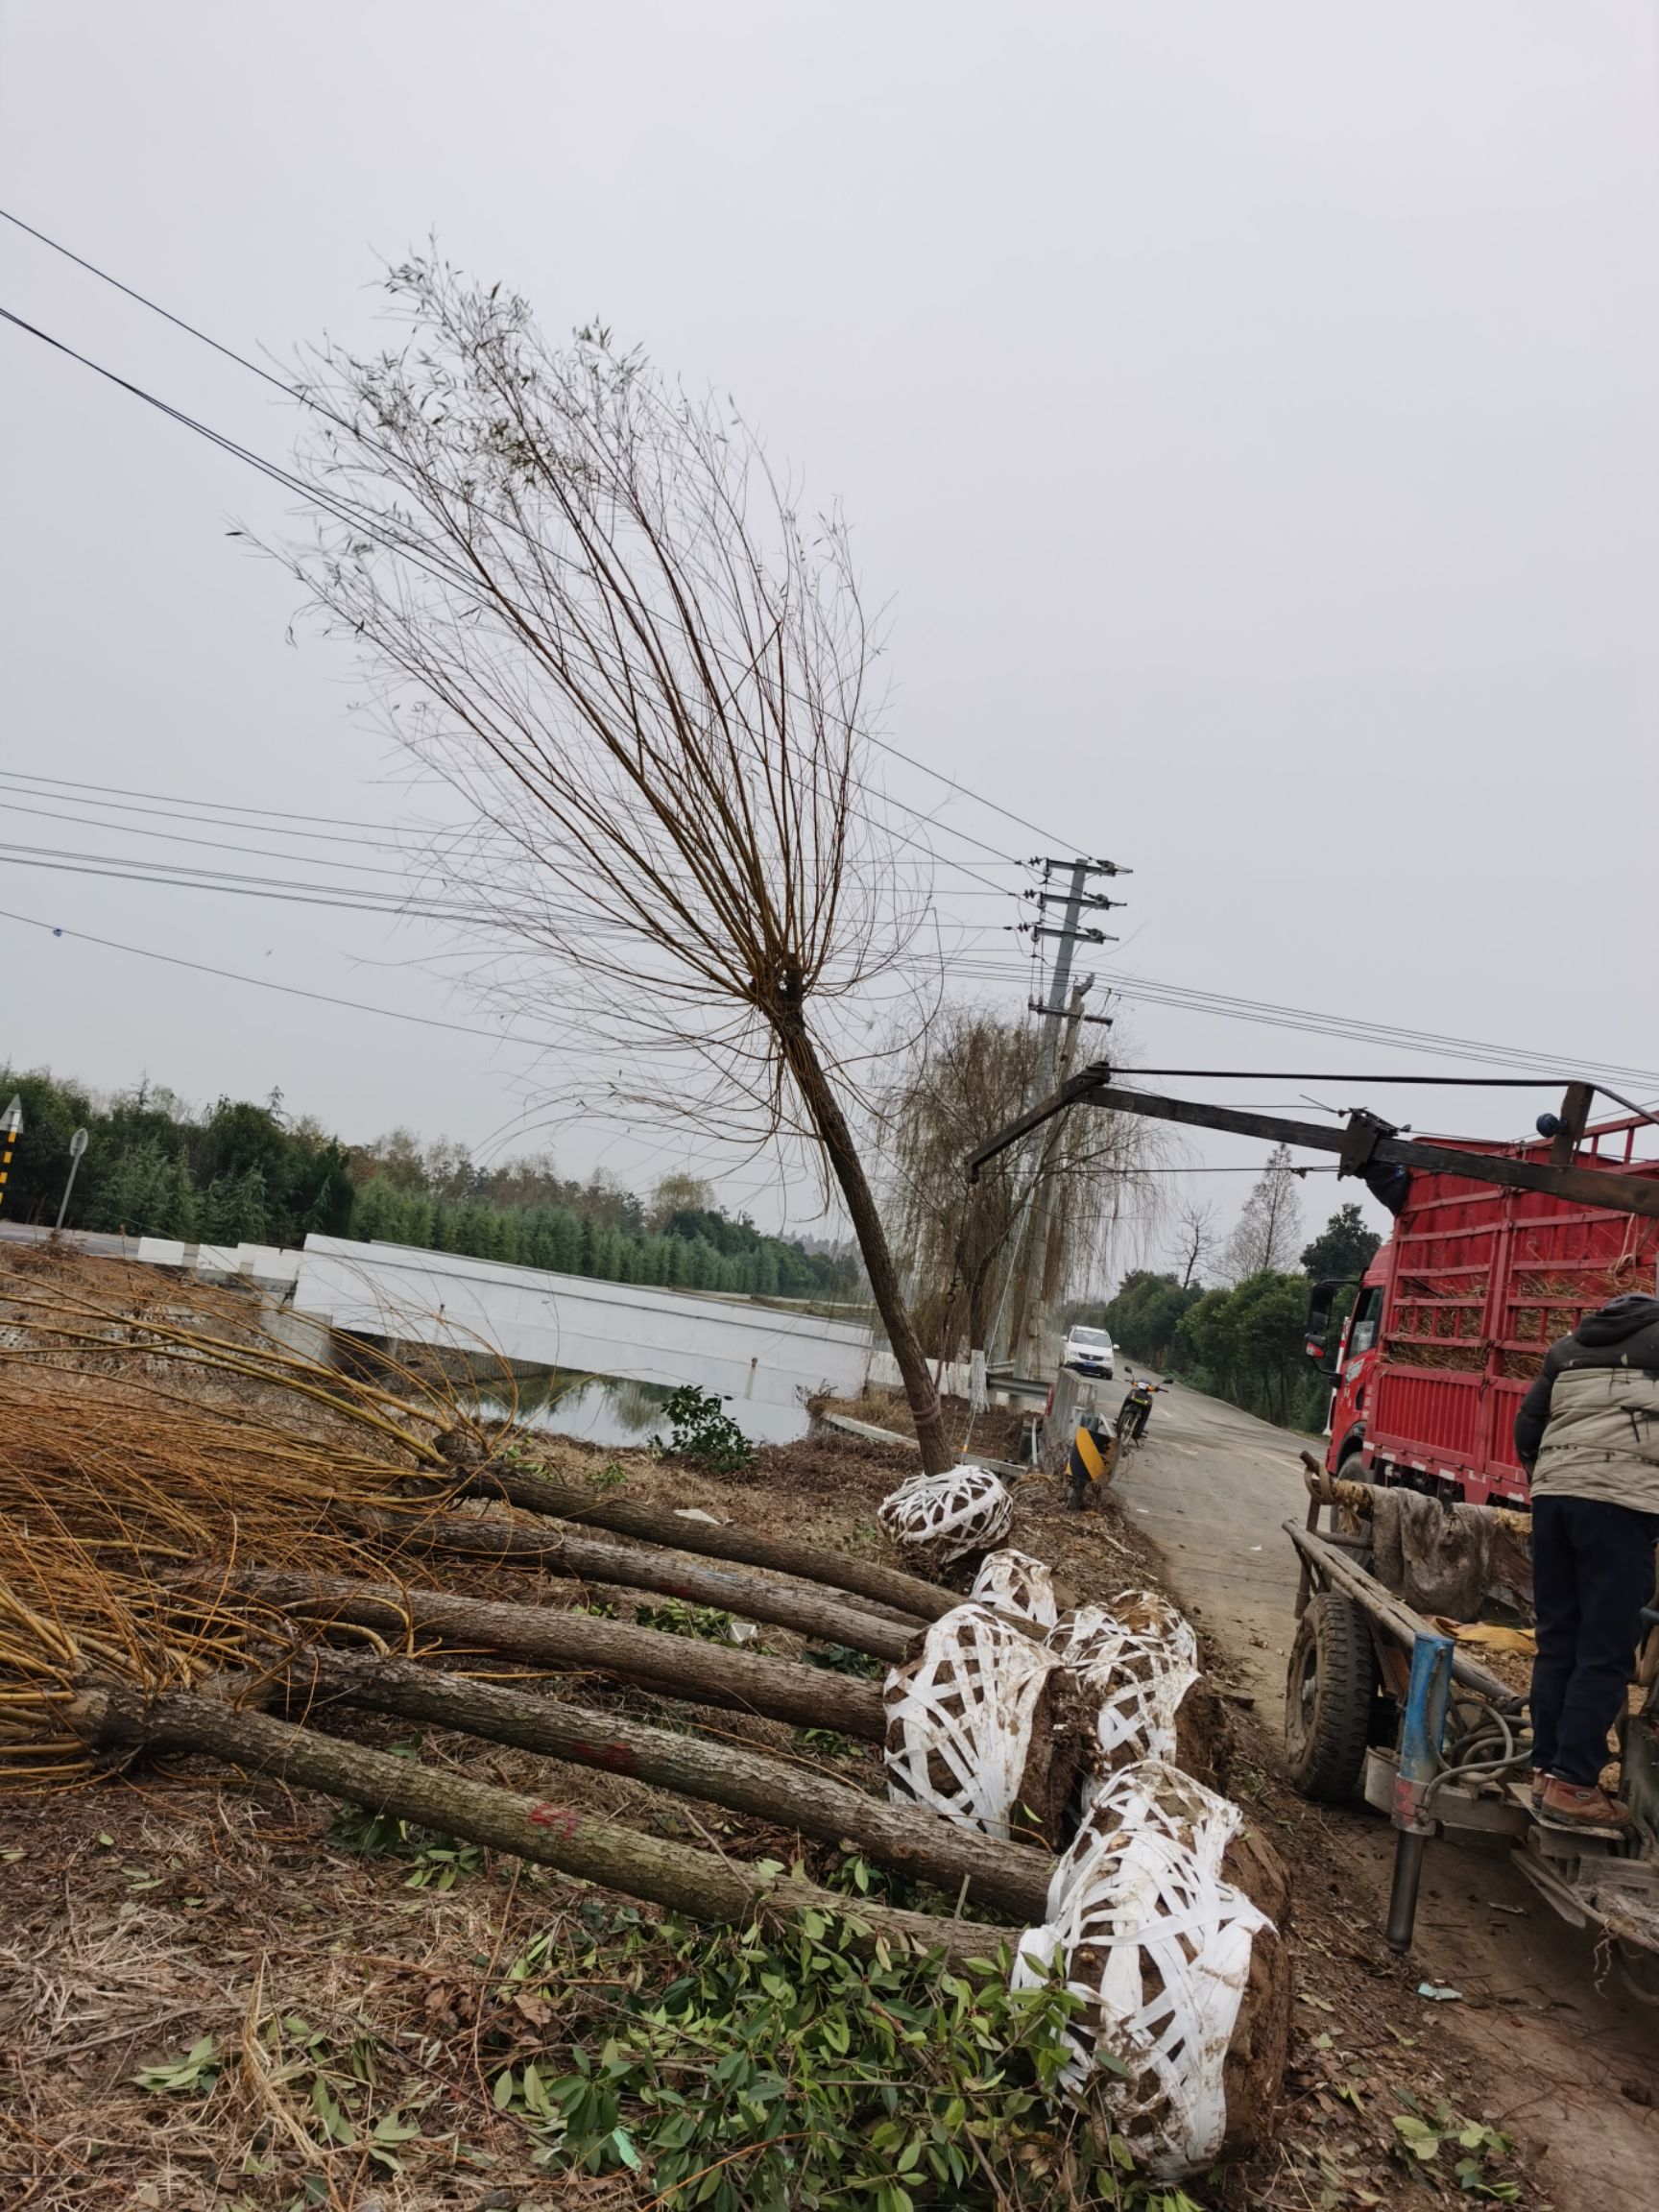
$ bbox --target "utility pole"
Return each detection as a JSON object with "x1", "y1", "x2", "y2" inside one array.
[
  {"x1": 1012, "y1": 976, "x2": 1093, "y2": 1375},
  {"x1": 995, "y1": 855, "x2": 1125, "y2": 1371}
]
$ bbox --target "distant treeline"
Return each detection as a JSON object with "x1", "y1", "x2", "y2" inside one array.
[
  {"x1": 0, "y1": 1068, "x2": 863, "y2": 1303},
  {"x1": 1094, "y1": 1206, "x2": 1381, "y2": 1431}
]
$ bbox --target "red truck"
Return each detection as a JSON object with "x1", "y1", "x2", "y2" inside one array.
[{"x1": 1307, "y1": 1113, "x2": 1659, "y2": 1508}]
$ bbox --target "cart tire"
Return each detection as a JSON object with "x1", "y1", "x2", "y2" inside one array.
[
  {"x1": 1329, "y1": 1446, "x2": 1370, "y2": 1534},
  {"x1": 1285, "y1": 1590, "x2": 1377, "y2": 1803}
]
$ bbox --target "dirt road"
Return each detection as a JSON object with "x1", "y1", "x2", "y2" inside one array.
[{"x1": 1106, "y1": 1374, "x2": 1659, "y2": 2208}]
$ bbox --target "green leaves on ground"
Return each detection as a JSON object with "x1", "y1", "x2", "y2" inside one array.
[
  {"x1": 134, "y1": 2034, "x2": 220, "y2": 2096},
  {"x1": 1391, "y1": 2103, "x2": 1519, "y2": 2200},
  {"x1": 635, "y1": 1597, "x2": 739, "y2": 1642},
  {"x1": 492, "y1": 1908, "x2": 1190, "y2": 2211},
  {"x1": 325, "y1": 1800, "x2": 482, "y2": 1889}
]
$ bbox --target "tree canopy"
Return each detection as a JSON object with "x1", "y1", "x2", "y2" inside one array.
[
  {"x1": 1300, "y1": 1202, "x2": 1381, "y2": 1283},
  {"x1": 0, "y1": 1065, "x2": 862, "y2": 1303}
]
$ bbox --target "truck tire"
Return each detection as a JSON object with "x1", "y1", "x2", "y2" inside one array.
[{"x1": 1285, "y1": 1590, "x2": 1377, "y2": 1803}]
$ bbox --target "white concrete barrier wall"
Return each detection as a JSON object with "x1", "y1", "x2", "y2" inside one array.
[{"x1": 293, "y1": 1236, "x2": 875, "y2": 1409}]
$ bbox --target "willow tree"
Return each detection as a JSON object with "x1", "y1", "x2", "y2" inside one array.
[
  {"x1": 878, "y1": 1000, "x2": 1159, "y2": 1364},
  {"x1": 283, "y1": 262, "x2": 950, "y2": 1471}
]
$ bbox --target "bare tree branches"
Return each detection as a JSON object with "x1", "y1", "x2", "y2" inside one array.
[
  {"x1": 1172, "y1": 1197, "x2": 1220, "y2": 1287},
  {"x1": 278, "y1": 260, "x2": 951, "y2": 1465}
]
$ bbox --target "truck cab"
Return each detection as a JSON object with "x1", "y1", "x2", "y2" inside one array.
[
  {"x1": 1307, "y1": 1250, "x2": 1392, "y2": 1482},
  {"x1": 1303, "y1": 1115, "x2": 1659, "y2": 1509}
]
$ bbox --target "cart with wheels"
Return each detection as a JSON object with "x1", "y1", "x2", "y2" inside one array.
[{"x1": 1282, "y1": 1465, "x2": 1659, "y2": 1997}]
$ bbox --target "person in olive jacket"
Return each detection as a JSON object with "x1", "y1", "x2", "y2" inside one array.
[{"x1": 1515, "y1": 1290, "x2": 1659, "y2": 1830}]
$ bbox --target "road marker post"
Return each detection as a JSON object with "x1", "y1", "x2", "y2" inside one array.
[{"x1": 0, "y1": 1094, "x2": 21, "y2": 1220}]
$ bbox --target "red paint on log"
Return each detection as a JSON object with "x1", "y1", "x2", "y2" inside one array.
[
  {"x1": 572, "y1": 1739, "x2": 638, "y2": 1776},
  {"x1": 527, "y1": 1804, "x2": 580, "y2": 1840}
]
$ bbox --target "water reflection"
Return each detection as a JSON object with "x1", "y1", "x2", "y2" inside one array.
[{"x1": 469, "y1": 1365, "x2": 809, "y2": 1449}]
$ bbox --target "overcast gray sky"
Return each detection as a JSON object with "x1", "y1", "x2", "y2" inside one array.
[{"x1": 3, "y1": 3, "x2": 1657, "y2": 1269}]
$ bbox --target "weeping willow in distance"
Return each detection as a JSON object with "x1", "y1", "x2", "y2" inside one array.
[{"x1": 876, "y1": 1001, "x2": 1163, "y2": 1363}]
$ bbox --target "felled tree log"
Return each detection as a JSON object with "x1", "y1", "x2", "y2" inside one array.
[
  {"x1": 290, "y1": 1647, "x2": 1052, "y2": 1919},
  {"x1": 465, "y1": 1457, "x2": 961, "y2": 1624},
  {"x1": 371, "y1": 1508, "x2": 916, "y2": 1662},
  {"x1": 199, "y1": 1568, "x2": 889, "y2": 1739},
  {"x1": 64, "y1": 1686, "x2": 1002, "y2": 1967}
]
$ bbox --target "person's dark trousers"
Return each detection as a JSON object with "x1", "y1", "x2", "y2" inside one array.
[{"x1": 1529, "y1": 1495, "x2": 1659, "y2": 1788}]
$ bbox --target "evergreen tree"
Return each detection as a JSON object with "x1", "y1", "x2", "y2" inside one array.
[
  {"x1": 1300, "y1": 1203, "x2": 1382, "y2": 1283},
  {"x1": 200, "y1": 1165, "x2": 269, "y2": 1247},
  {"x1": 102, "y1": 1143, "x2": 197, "y2": 1239}
]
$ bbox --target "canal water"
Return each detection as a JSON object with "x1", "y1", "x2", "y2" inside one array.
[{"x1": 469, "y1": 1364, "x2": 812, "y2": 1449}]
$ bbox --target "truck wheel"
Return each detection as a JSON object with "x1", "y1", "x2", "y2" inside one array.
[{"x1": 1285, "y1": 1590, "x2": 1378, "y2": 1803}]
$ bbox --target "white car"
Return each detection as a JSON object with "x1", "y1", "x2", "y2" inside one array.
[{"x1": 1061, "y1": 1325, "x2": 1115, "y2": 1379}]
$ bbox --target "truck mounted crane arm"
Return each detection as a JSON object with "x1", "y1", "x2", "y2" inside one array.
[{"x1": 965, "y1": 1065, "x2": 1659, "y2": 1224}]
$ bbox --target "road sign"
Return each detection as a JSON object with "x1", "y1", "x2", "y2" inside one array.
[{"x1": 57, "y1": 1125, "x2": 90, "y2": 1232}]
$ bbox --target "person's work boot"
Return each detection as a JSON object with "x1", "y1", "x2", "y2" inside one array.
[
  {"x1": 1539, "y1": 1776, "x2": 1633, "y2": 1831},
  {"x1": 1529, "y1": 1768, "x2": 1546, "y2": 1812}
]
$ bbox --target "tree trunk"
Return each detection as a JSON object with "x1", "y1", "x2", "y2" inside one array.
[
  {"x1": 200, "y1": 1568, "x2": 889, "y2": 1738},
  {"x1": 65, "y1": 1686, "x2": 1003, "y2": 1967},
  {"x1": 370, "y1": 1508, "x2": 917, "y2": 1661},
  {"x1": 66, "y1": 1683, "x2": 1292, "y2": 2152},
  {"x1": 465, "y1": 1460, "x2": 971, "y2": 1627},
  {"x1": 772, "y1": 1004, "x2": 953, "y2": 1477},
  {"x1": 291, "y1": 1647, "x2": 1052, "y2": 1920}
]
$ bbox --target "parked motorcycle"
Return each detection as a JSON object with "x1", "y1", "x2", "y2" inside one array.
[{"x1": 1116, "y1": 1370, "x2": 1158, "y2": 1451}]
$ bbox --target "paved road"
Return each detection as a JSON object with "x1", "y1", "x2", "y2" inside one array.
[
  {"x1": 1099, "y1": 1367, "x2": 1659, "y2": 2207},
  {"x1": 1097, "y1": 1368, "x2": 1311, "y2": 1706}
]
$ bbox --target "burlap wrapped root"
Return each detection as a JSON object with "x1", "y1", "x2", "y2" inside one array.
[
  {"x1": 971, "y1": 1546, "x2": 1059, "y2": 1628},
  {"x1": 881, "y1": 1600, "x2": 1088, "y2": 1847},
  {"x1": 1013, "y1": 1758, "x2": 1287, "y2": 2176},
  {"x1": 877, "y1": 1467, "x2": 1014, "y2": 1573},
  {"x1": 1049, "y1": 1590, "x2": 1200, "y2": 1784}
]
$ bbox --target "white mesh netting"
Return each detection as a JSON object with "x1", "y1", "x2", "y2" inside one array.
[
  {"x1": 1012, "y1": 1757, "x2": 1270, "y2": 2176},
  {"x1": 972, "y1": 1546, "x2": 1059, "y2": 1628},
  {"x1": 882, "y1": 1600, "x2": 1059, "y2": 1839},
  {"x1": 1048, "y1": 1590, "x2": 1199, "y2": 1774},
  {"x1": 877, "y1": 1466, "x2": 1014, "y2": 1570}
]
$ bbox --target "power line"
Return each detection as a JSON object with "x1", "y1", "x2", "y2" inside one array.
[
  {"x1": 0, "y1": 774, "x2": 469, "y2": 849},
  {"x1": 0, "y1": 202, "x2": 1081, "y2": 857},
  {"x1": 0, "y1": 204, "x2": 297, "y2": 395},
  {"x1": 0, "y1": 773, "x2": 1031, "y2": 917},
  {"x1": 0, "y1": 841, "x2": 487, "y2": 923},
  {"x1": 0, "y1": 301, "x2": 1040, "y2": 922},
  {"x1": 1, "y1": 799, "x2": 445, "y2": 880},
  {"x1": 1104, "y1": 974, "x2": 1659, "y2": 1089},
  {"x1": 0, "y1": 901, "x2": 565, "y2": 1049},
  {"x1": 0, "y1": 766, "x2": 464, "y2": 842}
]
